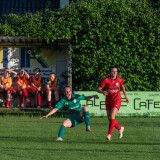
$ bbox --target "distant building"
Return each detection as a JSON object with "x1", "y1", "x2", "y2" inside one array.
[
  {"x1": 0, "y1": 0, "x2": 72, "y2": 107},
  {"x1": 0, "y1": 0, "x2": 70, "y2": 15}
]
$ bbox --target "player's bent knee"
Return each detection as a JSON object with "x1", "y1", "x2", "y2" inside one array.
[
  {"x1": 83, "y1": 106, "x2": 88, "y2": 112},
  {"x1": 46, "y1": 88, "x2": 51, "y2": 94},
  {"x1": 19, "y1": 91, "x2": 23, "y2": 95},
  {"x1": 62, "y1": 119, "x2": 72, "y2": 127},
  {"x1": 46, "y1": 91, "x2": 52, "y2": 96},
  {"x1": 47, "y1": 90, "x2": 51, "y2": 94},
  {"x1": 21, "y1": 86, "x2": 25, "y2": 89},
  {"x1": 110, "y1": 113, "x2": 116, "y2": 119},
  {"x1": 6, "y1": 90, "x2": 10, "y2": 94}
]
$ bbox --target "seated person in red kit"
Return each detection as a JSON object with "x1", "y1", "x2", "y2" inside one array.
[
  {"x1": 0, "y1": 68, "x2": 17, "y2": 108},
  {"x1": 16, "y1": 69, "x2": 31, "y2": 108},
  {"x1": 46, "y1": 72, "x2": 60, "y2": 108},
  {"x1": 28, "y1": 68, "x2": 43, "y2": 108}
]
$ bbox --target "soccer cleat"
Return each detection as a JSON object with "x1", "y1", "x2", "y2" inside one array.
[
  {"x1": 37, "y1": 106, "x2": 41, "y2": 109},
  {"x1": 48, "y1": 105, "x2": 52, "y2": 109},
  {"x1": 119, "y1": 126, "x2": 124, "y2": 139},
  {"x1": 21, "y1": 104, "x2": 24, "y2": 108},
  {"x1": 106, "y1": 134, "x2": 111, "y2": 141},
  {"x1": 27, "y1": 102, "x2": 31, "y2": 108},
  {"x1": 56, "y1": 137, "x2": 63, "y2": 141},
  {"x1": 6, "y1": 104, "x2": 10, "y2": 108},
  {"x1": 86, "y1": 129, "x2": 92, "y2": 132}
]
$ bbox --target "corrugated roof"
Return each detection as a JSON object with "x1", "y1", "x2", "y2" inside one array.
[
  {"x1": 0, "y1": 36, "x2": 71, "y2": 45},
  {"x1": 0, "y1": 0, "x2": 60, "y2": 15}
]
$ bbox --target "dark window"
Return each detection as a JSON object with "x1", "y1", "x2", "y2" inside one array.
[{"x1": 0, "y1": 0, "x2": 60, "y2": 15}]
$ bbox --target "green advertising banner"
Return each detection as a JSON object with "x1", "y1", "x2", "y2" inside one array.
[{"x1": 74, "y1": 91, "x2": 160, "y2": 116}]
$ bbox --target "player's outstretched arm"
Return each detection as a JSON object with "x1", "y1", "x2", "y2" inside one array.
[
  {"x1": 121, "y1": 85, "x2": 129, "y2": 103},
  {"x1": 96, "y1": 86, "x2": 108, "y2": 96},
  {"x1": 85, "y1": 95, "x2": 99, "y2": 100},
  {"x1": 40, "y1": 108, "x2": 58, "y2": 119}
]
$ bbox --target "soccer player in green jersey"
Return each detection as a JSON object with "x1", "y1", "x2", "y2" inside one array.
[{"x1": 40, "y1": 86, "x2": 99, "y2": 141}]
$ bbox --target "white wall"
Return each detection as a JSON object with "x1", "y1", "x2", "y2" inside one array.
[
  {"x1": 56, "y1": 47, "x2": 68, "y2": 84},
  {"x1": 0, "y1": 46, "x2": 69, "y2": 107},
  {"x1": 60, "y1": 0, "x2": 69, "y2": 8}
]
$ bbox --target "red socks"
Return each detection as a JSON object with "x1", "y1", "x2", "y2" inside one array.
[
  {"x1": 20, "y1": 95, "x2": 24, "y2": 105},
  {"x1": 37, "y1": 94, "x2": 41, "y2": 106},
  {"x1": 28, "y1": 86, "x2": 41, "y2": 106},
  {"x1": 48, "y1": 102, "x2": 51, "y2": 106},
  {"x1": 21, "y1": 88, "x2": 41, "y2": 107},
  {"x1": 108, "y1": 119, "x2": 115, "y2": 135},
  {"x1": 22, "y1": 88, "x2": 28, "y2": 98},
  {"x1": 6, "y1": 97, "x2": 10, "y2": 107},
  {"x1": 114, "y1": 120, "x2": 121, "y2": 130},
  {"x1": 108, "y1": 119, "x2": 121, "y2": 135}
]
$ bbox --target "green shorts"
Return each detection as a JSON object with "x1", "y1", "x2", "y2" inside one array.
[{"x1": 68, "y1": 112, "x2": 84, "y2": 127}]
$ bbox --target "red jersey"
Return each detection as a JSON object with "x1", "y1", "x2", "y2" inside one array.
[
  {"x1": 100, "y1": 76, "x2": 123, "y2": 101},
  {"x1": 16, "y1": 75, "x2": 29, "y2": 89},
  {"x1": 30, "y1": 75, "x2": 43, "y2": 86}
]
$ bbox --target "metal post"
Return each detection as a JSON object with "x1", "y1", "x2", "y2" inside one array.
[{"x1": 68, "y1": 42, "x2": 72, "y2": 90}]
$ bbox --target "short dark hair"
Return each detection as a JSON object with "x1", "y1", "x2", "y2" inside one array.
[
  {"x1": 109, "y1": 66, "x2": 118, "y2": 72},
  {"x1": 4, "y1": 67, "x2": 9, "y2": 71},
  {"x1": 63, "y1": 86, "x2": 71, "y2": 92},
  {"x1": 50, "y1": 72, "x2": 56, "y2": 76},
  {"x1": 34, "y1": 68, "x2": 41, "y2": 72},
  {"x1": 19, "y1": 68, "x2": 24, "y2": 72}
]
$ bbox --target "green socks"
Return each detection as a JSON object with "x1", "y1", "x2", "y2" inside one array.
[
  {"x1": 58, "y1": 112, "x2": 90, "y2": 138},
  {"x1": 58, "y1": 125, "x2": 66, "y2": 138},
  {"x1": 84, "y1": 111, "x2": 90, "y2": 129}
]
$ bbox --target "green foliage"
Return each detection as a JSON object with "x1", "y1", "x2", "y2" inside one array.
[
  {"x1": 0, "y1": 0, "x2": 160, "y2": 91},
  {"x1": 68, "y1": 0, "x2": 160, "y2": 91}
]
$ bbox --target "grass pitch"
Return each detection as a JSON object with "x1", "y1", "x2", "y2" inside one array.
[{"x1": 0, "y1": 117, "x2": 159, "y2": 160}]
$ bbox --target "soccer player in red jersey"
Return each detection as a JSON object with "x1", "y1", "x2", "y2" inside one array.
[{"x1": 97, "y1": 66, "x2": 129, "y2": 141}]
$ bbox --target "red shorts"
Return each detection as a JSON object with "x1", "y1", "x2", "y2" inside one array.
[
  {"x1": 16, "y1": 88, "x2": 29, "y2": 94},
  {"x1": 105, "y1": 99, "x2": 121, "y2": 111},
  {"x1": 28, "y1": 86, "x2": 37, "y2": 93}
]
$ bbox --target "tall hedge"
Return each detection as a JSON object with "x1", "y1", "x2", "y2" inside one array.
[{"x1": 0, "y1": 0, "x2": 160, "y2": 91}]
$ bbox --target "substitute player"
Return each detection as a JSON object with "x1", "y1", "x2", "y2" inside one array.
[
  {"x1": 97, "y1": 66, "x2": 129, "y2": 141},
  {"x1": 28, "y1": 68, "x2": 43, "y2": 108},
  {"x1": 0, "y1": 68, "x2": 17, "y2": 108},
  {"x1": 46, "y1": 72, "x2": 60, "y2": 108},
  {"x1": 40, "y1": 86, "x2": 99, "y2": 141},
  {"x1": 16, "y1": 68, "x2": 31, "y2": 108}
]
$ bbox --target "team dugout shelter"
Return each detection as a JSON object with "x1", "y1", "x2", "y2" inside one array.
[{"x1": 0, "y1": 36, "x2": 72, "y2": 107}]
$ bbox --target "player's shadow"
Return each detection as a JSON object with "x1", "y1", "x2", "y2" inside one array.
[
  {"x1": 0, "y1": 136, "x2": 160, "y2": 147},
  {"x1": 63, "y1": 140, "x2": 160, "y2": 146},
  {"x1": 125, "y1": 122, "x2": 160, "y2": 127},
  {"x1": 17, "y1": 120, "x2": 62, "y2": 124},
  {"x1": 1, "y1": 146, "x2": 160, "y2": 155}
]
